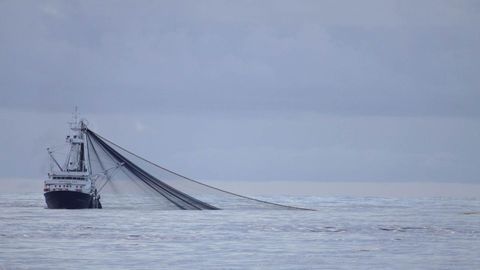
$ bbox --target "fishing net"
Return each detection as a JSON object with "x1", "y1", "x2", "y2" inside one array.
[{"x1": 85, "y1": 129, "x2": 309, "y2": 210}]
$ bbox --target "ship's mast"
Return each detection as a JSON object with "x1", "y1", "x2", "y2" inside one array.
[{"x1": 64, "y1": 107, "x2": 90, "y2": 174}]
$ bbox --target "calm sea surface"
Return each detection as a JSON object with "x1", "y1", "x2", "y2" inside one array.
[{"x1": 0, "y1": 193, "x2": 479, "y2": 269}]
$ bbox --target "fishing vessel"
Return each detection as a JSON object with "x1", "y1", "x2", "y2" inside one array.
[
  {"x1": 44, "y1": 113, "x2": 102, "y2": 209},
  {"x1": 43, "y1": 110, "x2": 311, "y2": 210}
]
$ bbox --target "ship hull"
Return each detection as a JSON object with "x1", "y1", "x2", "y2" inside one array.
[{"x1": 44, "y1": 191, "x2": 101, "y2": 209}]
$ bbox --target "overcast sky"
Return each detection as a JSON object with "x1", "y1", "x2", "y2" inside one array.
[{"x1": 1, "y1": 1, "x2": 479, "y2": 188}]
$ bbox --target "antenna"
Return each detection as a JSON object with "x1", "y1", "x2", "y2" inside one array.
[
  {"x1": 68, "y1": 106, "x2": 81, "y2": 130},
  {"x1": 74, "y1": 106, "x2": 78, "y2": 126}
]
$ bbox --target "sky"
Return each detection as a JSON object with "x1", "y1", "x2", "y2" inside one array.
[{"x1": 0, "y1": 1, "x2": 479, "y2": 194}]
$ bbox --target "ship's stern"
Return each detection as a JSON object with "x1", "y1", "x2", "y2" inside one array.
[{"x1": 44, "y1": 191, "x2": 96, "y2": 209}]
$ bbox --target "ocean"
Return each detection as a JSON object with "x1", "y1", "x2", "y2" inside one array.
[{"x1": 0, "y1": 193, "x2": 479, "y2": 269}]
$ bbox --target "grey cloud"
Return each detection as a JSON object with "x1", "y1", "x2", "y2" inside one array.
[{"x1": 1, "y1": 0, "x2": 479, "y2": 116}]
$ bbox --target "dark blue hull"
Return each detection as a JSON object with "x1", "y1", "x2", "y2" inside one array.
[{"x1": 44, "y1": 191, "x2": 101, "y2": 209}]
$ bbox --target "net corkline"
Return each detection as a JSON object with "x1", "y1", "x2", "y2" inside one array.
[{"x1": 86, "y1": 128, "x2": 313, "y2": 211}]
